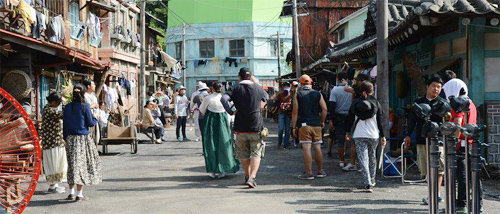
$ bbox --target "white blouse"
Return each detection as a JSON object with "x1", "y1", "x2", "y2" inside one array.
[{"x1": 199, "y1": 93, "x2": 226, "y2": 114}]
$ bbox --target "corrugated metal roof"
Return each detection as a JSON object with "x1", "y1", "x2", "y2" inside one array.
[{"x1": 329, "y1": 0, "x2": 500, "y2": 59}]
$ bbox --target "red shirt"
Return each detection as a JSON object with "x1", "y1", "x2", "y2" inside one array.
[{"x1": 450, "y1": 101, "x2": 477, "y2": 149}]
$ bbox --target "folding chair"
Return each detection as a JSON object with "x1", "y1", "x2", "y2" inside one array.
[
  {"x1": 400, "y1": 141, "x2": 426, "y2": 184},
  {"x1": 382, "y1": 141, "x2": 425, "y2": 183}
]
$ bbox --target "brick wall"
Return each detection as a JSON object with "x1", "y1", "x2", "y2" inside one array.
[{"x1": 487, "y1": 101, "x2": 500, "y2": 169}]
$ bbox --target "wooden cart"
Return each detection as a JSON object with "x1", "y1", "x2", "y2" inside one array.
[{"x1": 101, "y1": 125, "x2": 138, "y2": 154}]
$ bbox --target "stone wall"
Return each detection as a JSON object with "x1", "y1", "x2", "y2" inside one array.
[{"x1": 487, "y1": 101, "x2": 500, "y2": 169}]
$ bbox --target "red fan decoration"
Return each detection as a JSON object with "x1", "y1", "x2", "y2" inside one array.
[{"x1": 0, "y1": 87, "x2": 42, "y2": 214}]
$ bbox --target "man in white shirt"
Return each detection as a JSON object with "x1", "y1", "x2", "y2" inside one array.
[
  {"x1": 175, "y1": 86, "x2": 190, "y2": 142},
  {"x1": 84, "y1": 79, "x2": 100, "y2": 145}
]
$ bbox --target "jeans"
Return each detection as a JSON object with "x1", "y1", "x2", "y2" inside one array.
[
  {"x1": 354, "y1": 138, "x2": 378, "y2": 186},
  {"x1": 153, "y1": 126, "x2": 164, "y2": 140},
  {"x1": 176, "y1": 116, "x2": 187, "y2": 139},
  {"x1": 456, "y1": 147, "x2": 483, "y2": 209},
  {"x1": 277, "y1": 114, "x2": 291, "y2": 148}
]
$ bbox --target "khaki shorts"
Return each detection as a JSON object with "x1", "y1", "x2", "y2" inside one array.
[
  {"x1": 235, "y1": 133, "x2": 265, "y2": 159},
  {"x1": 416, "y1": 144, "x2": 445, "y2": 177},
  {"x1": 299, "y1": 126, "x2": 322, "y2": 144}
]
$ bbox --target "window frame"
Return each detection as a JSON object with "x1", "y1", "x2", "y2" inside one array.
[
  {"x1": 338, "y1": 28, "x2": 345, "y2": 41},
  {"x1": 229, "y1": 39, "x2": 245, "y2": 57},
  {"x1": 199, "y1": 40, "x2": 215, "y2": 58},
  {"x1": 270, "y1": 39, "x2": 284, "y2": 57},
  {"x1": 175, "y1": 42, "x2": 183, "y2": 60}
]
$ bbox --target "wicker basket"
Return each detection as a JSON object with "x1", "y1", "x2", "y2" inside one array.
[{"x1": 2, "y1": 70, "x2": 32, "y2": 100}]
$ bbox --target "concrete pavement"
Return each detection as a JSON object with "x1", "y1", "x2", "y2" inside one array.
[{"x1": 25, "y1": 120, "x2": 500, "y2": 214}]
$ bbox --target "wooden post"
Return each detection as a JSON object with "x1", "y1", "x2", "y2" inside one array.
[{"x1": 376, "y1": 0, "x2": 389, "y2": 138}]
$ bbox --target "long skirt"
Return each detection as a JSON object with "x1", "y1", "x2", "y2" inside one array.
[
  {"x1": 42, "y1": 146, "x2": 67, "y2": 184},
  {"x1": 202, "y1": 111, "x2": 239, "y2": 173},
  {"x1": 66, "y1": 135, "x2": 102, "y2": 185}
]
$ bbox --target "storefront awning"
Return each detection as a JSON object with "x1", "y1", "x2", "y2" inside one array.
[
  {"x1": 422, "y1": 59, "x2": 460, "y2": 75},
  {"x1": 0, "y1": 28, "x2": 105, "y2": 70}
]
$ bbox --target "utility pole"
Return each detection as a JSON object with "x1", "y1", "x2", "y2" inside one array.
[
  {"x1": 139, "y1": 0, "x2": 146, "y2": 115},
  {"x1": 292, "y1": 0, "x2": 301, "y2": 79},
  {"x1": 182, "y1": 24, "x2": 186, "y2": 87},
  {"x1": 277, "y1": 31, "x2": 281, "y2": 80},
  {"x1": 376, "y1": 0, "x2": 389, "y2": 138}
]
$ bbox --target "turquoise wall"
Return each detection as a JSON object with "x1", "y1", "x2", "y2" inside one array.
[
  {"x1": 165, "y1": 21, "x2": 292, "y2": 95},
  {"x1": 346, "y1": 11, "x2": 367, "y2": 41}
]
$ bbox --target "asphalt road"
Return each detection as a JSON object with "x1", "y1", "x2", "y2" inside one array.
[{"x1": 25, "y1": 120, "x2": 500, "y2": 214}]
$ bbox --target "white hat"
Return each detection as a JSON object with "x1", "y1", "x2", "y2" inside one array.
[
  {"x1": 198, "y1": 82, "x2": 209, "y2": 91},
  {"x1": 196, "y1": 81, "x2": 203, "y2": 88},
  {"x1": 178, "y1": 85, "x2": 186, "y2": 90}
]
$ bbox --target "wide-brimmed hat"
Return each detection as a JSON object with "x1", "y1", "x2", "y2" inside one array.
[
  {"x1": 178, "y1": 85, "x2": 186, "y2": 90},
  {"x1": 198, "y1": 82, "x2": 209, "y2": 91}
]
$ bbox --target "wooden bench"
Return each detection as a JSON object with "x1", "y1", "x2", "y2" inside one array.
[{"x1": 101, "y1": 125, "x2": 137, "y2": 154}]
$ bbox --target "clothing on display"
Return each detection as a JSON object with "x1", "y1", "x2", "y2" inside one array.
[
  {"x1": 194, "y1": 59, "x2": 208, "y2": 68},
  {"x1": 86, "y1": 12, "x2": 101, "y2": 40},
  {"x1": 47, "y1": 15, "x2": 65, "y2": 43},
  {"x1": 224, "y1": 57, "x2": 238, "y2": 67},
  {"x1": 14, "y1": 0, "x2": 36, "y2": 33}
]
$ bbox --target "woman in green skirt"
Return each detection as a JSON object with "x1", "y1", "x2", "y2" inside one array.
[{"x1": 199, "y1": 82, "x2": 240, "y2": 178}]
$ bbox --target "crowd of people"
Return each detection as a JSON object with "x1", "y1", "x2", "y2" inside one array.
[{"x1": 38, "y1": 65, "x2": 481, "y2": 212}]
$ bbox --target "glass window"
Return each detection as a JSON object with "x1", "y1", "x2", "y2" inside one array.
[
  {"x1": 339, "y1": 28, "x2": 345, "y2": 41},
  {"x1": 270, "y1": 39, "x2": 284, "y2": 57},
  {"x1": 229, "y1": 40, "x2": 245, "y2": 57},
  {"x1": 175, "y1": 42, "x2": 182, "y2": 60},
  {"x1": 199, "y1": 40, "x2": 214, "y2": 58}
]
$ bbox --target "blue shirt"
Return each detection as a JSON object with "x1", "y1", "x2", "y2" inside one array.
[{"x1": 63, "y1": 102, "x2": 97, "y2": 139}]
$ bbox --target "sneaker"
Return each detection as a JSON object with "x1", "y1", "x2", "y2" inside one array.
[
  {"x1": 177, "y1": 137, "x2": 182, "y2": 142},
  {"x1": 339, "y1": 162, "x2": 345, "y2": 168},
  {"x1": 218, "y1": 173, "x2": 226, "y2": 178},
  {"x1": 195, "y1": 138, "x2": 200, "y2": 142},
  {"x1": 246, "y1": 177, "x2": 257, "y2": 188},
  {"x1": 364, "y1": 185, "x2": 373, "y2": 193},
  {"x1": 47, "y1": 187, "x2": 65, "y2": 194},
  {"x1": 65, "y1": 194, "x2": 75, "y2": 201},
  {"x1": 422, "y1": 196, "x2": 443, "y2": 205},
  {"x1": 209, "y1": 173, "x2": 216, "y2": 178},
  {"x1": 183, "y1": 138, "x2": 191, "y2": 142},
  {"x1": 75, "y1": 196, "x2": 88, "y2": 202},
  {"x1": 298, "y1": 172, "x2": 315, "y2": 180},
  {"x1": 315, "y1": 170, "x2": 327, "y2": 178},
  {"x1": 244, "y1": 176, "x2": 249, "y2": 184},
  {"x1": 342, "y1": 163, "x2": 357, "y2": 171}
]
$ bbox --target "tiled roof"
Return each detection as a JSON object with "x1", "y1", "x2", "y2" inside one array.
[{"x1": 329, "y1": 0, "x2": 500, "y2": 59}]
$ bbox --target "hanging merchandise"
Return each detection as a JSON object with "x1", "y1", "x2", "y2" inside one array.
[
  {"x1": 224, "y1": 57, "x2": 238, "y2": 67},
  {"x1": 61, "y1": 73, "x2": 74, "y2": 104},
  {"x1": 116, "y1": 86, "x2": 123, "y2": 106},
  {"x1": 14, "y1": 0, "x2": 36, "y2": 33},
  {"x1": 47, "y1": 15, "x2": 65, "y2": 43},
  {"x1": 160, "y1": 51, "x2": 177, "y2": 69}
]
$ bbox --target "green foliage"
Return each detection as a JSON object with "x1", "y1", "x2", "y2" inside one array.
[{"x1": 145, "y1": 1, "x2": 168, "y2": 49}]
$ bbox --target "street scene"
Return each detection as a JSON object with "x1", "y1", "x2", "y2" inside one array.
[{"x1": 0, "y1": 0, "x2": 500, "y2": 214}]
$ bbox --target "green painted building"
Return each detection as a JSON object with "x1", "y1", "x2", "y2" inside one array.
[{"x1": 168, "y1": 0, "x2": 286, "y2": 27}]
